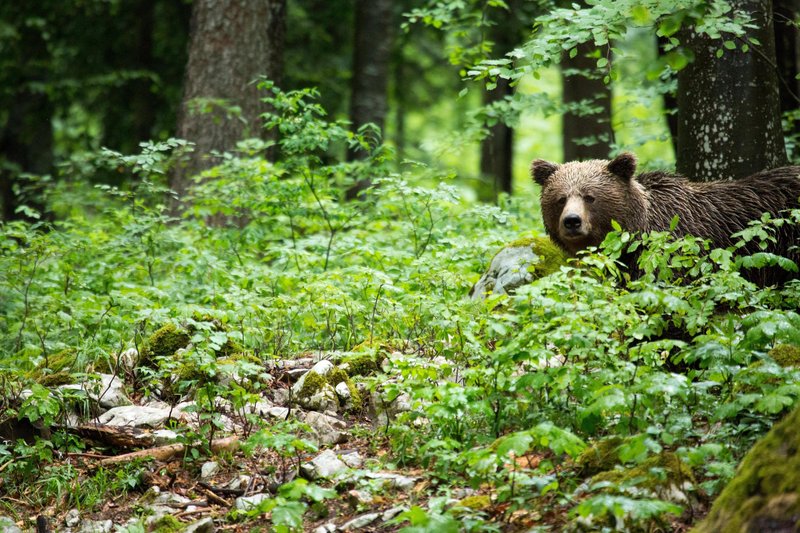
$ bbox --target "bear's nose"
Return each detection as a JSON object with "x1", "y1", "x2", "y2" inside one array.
[{"x1": 563, "y1": 214, "x2": 582, "y2": 230}]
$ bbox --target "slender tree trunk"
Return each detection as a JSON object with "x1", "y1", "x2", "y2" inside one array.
[
  {"x1": 561, "y1": 41, "x2": 614, "y2": 161},
  {"x1": 773, "y1": 0, "x2": 800, "y2": 132},
  {"x1": 657, "y1": 36, "x2": 680, "y2": 155},
  {"x1": 346, "y1": 0, "x2": 393, "y2": 198},
  {"x1": 0, "y1": 22, "x2": 52, "y2": 221},
  {"x1": 480, "y1": 78, "x2": 515, "y2": 198},
  {"x1": 170, "y1": 0, "x2": 285, "y2": 210},
  {"x1": 677, "y1": 0, "x2": 787, "y2": 181}
]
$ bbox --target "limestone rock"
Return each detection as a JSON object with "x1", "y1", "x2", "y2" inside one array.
[
  {"x1": 304, "y1": 411, "x2": 347, "y2": 446},
  {"x1": 201, "y1": 461, "x2": 220, "y2": 479},
  {"x1": 184, "y1": 517, "x2": 215, "y2": 533},
  {"x1": 301, "y1": 449, "x2": 350, "y2": 480},
  {"x1": 95, "y1": 405, "x2": 171, "y2": 427},
  {"x1": 471, "y1": 235, "x2": 564, "y2": 299},
  {"x1": 341, "y1": 512, "x2": 380, "y2": 530},
  {"x1": 235, "y1": 493, "x2": 270, "y2": 511},
  {"x1": 0, "y1": 517, "x2": 22, "y2": 533}
]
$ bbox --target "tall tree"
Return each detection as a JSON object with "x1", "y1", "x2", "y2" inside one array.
[
  {"x1": 561, "y1": 42, "x2": 614, "y2": 161},
  {"x1": 480, "y1": 78, "x2": 515, "y2": 198},
  {"x1": 347, "y1": 0, "x2": 393, "y2": 199},
  {"x1": 773, "y1": 0, "x2": 800, "y2": 135},
  {"x1": 677, "y1": 0, "x2": 787, "y2": 181},
  {"x1": 0, "y1": 12, "x2": 53, "y2": 221},
  {"x1": 171, "y1": 0, "x2": 286, "y2": 208}
]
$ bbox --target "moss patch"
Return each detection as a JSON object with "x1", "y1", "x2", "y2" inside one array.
[
  {"x1": 500, "y1": 234, "x2": 566, "y2": 278},
  {"x1": 592, "y1": 452, "x2": 695, "y2": 499},
  {"x1": 340, "y1": 352, "x2": 380, "y2": 377},
  {"x1": 576, "y1": 436, "x2": 625, "y2": 476},
  {"x1": 151, "y1": 514, "x2": 183, "y2": 533},
  {"x1": 693, "y1": 405, "x2": 800, "y2": 533},
  {"x1": 141, "y1": 323, "x2": 190, "y2": 367},
  {"x1": 769, "y1": 344, "x2": 800, "y2": 367},
  {"x1": 455, "y1": 494, "x2": 492, "y2": 512}
]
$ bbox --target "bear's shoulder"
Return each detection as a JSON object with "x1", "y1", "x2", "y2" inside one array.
[{"x1": 634, "y1": 170, "x2": 688, "y2": 191}]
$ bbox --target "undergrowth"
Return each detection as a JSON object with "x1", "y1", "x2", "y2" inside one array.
[{"x1": 1, "y1": 85, "x2": 799, "y2": 531}]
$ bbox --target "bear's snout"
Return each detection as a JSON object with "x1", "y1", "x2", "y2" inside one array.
[{"x1": 563, "y1": 214, "x2": 582, "y2": 231}]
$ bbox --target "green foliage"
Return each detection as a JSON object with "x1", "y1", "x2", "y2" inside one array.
[{"x1": 2, "y1": 82, "x2": 799, "y2": 530}]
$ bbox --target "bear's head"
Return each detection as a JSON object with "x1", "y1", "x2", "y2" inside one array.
[{"x1": 531, "y1": 152, "x2": 640, "y2": 255}]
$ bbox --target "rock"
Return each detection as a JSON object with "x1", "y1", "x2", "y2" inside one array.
[
  {"x1": 245, "y1": 399, "x2": 274, "y2": 417},
  {"x1": 347, "y1": 489, "x2": 374, "y2": 505},
  {"x1": 272, "y1": 388, "x2": 290, "y2": 405},
  {"x1": 59, "y1": 373, "x2": 131, "y2": 409},
  {"x1": 235, "y1": 493, "x2": 270, "y2": 511},
  {"x1": 365, "y1": 471, "x2": 417, "y2": 491},
  {"x1": 341, "y1": 513, "x2": 380, "y2": 530},
  {"x1": 304, "y1": 411, "x2": 347, "y2": 446},
  {"x1": 294, "y1": 372, "x2": 339, "y2": 412},
  {"x1": 78, "y1": 519, "x2": 113, "y2": 533},
  {"x1": 184, "y1": 517, "x2": 215, "y2": 533},
  {"x1": 268, "y1": 406, "x2": 290, "y2": 420},
  {"x1": 201, "y1": 461, "x2": 220, "y2": 479},
  {"x1": 221, "y1": 474, "x2": 251, "y2": 492},
  {"x1": 335, "y1": 381, "x2": 351, "y2": 401},
  {"x1": 152, "y1": 429, "x2": 179, "y2": 444},
  {"x1": 313, "y1": 523, "x2": 337, "y2": 533},
  {"x1": 301, "y1": 449, "x2": 350, "y2": 480},
  {"x1": 65, "y1": 509, "x2": 81, "y2": 527},
  {"x1": 151, "y1": 491, "x2": 192, "y2": 507},
  {"x1": 0, "y1": 517, "x2": 22, "y2": 533},
  {"x1": 470, "y1": 235, "x2": 565, "y2": 299},
  {"x1": 340, "y1": 450, "x2": 364, "y2": 468},
  {"x1": 95, "y1": 405, "x2": 171, "y2": 427},
  {"x1": 694, "y1": 404, "x2": 800, "y2": 533},
  {"x1": 382, "y1": 506, "x2": 406, "y2": 521}
]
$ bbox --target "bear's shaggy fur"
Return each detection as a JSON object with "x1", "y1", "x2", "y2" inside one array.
[{"x1": 531, "y1": 152, "x2": 800, "y2": 285}]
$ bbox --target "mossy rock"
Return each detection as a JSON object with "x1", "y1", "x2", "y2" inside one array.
[
  {"x1": 296, "y1": 370, "x2": 340, "y2": 411},
  {"x1": 454, "y1": 494, "x2": 492, "y2": 513},
  {"x1": 768, "y1": 344, "x2": 800, "y2": 367},
  {"x1": 576, "y1": 436, "x2": 625, "y2": 476},
  {"x1": 151, "y1": 514, "x2": 183, "y2": 533},
  {"x1": 141, "y1": 323, "x2": 191, "y2": 367},
  {"x1": 592, "y1": 452, "x2": 695, "y2": 502},
  {"x1": 340, "y1": 352, "x2": 380, "y2": 377},
  {"x1": 27, "y1": 349, "x2": 79, "y2": 384},
  {"x1": 692, "y1": 404, "x2": 800, "y2": 533},
  {"x1": 471, "y1": 234, "x2": 566, "y2": 299}
]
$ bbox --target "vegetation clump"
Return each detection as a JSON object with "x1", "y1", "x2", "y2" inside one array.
[
  {"x1": 768, "y1": 344, "x2": 800, "y2": 367},
  {"x1": 694, "y1": 405, "x2": 800, "y2": 533},
  {"x1": 592, "y1": 453, "x2": 695, "y2": 500},
  {"x1": 576, "y1": 436, "x2": 625, "y2": 476},
  {"x1": 141, "y1": 323, "x2": 191, "y2": 367}
]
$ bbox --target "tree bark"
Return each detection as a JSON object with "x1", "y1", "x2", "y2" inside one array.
[
  {"x1": 480, "y1": 78, "x2": 515, "y2": 198},
  {"x1": 561, "y1": 41, "x2": 614, "y2": 161},
  {"x1": 0, "y1": 20, "x2": 53, "y2": 221},
  {"x1": 170, "y1": 0, "x2": 285, "y2": 210},
  {"x1": 676, "y1": 0, "x2": 787, "y2": 181},
  {"x1": 773, "y1": 0, "x2": 800, "y2": 127},
  {"x1": 346, "y1": 0, "x2": 393, "y2": 197}
]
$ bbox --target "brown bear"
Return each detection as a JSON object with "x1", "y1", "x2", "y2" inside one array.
[{"x1": 531, "y1": 152, "x2": 800, "y2": 285}]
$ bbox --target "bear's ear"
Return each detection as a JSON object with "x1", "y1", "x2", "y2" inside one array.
[
  {"x1": 531, "y1": 159, "x2": 559, "y2": 185},
  {"x1": 607, "y1": 152, "x2": 637, "y2": 181}
]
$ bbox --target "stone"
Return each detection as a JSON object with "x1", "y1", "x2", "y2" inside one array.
[
  {"x1": 340, "y1": 450, "x2": 364, "y2": 468},
  {"x1": 95, "y1": 405, "x2": 170, "y2": 427},
  {"x1": 59, "y1": 373, "x2": 131, "y2": 409},
  {"x1": 0, "y1": 517, "x2": 22, "y2": 533},
  {"x1": 335, "y1": 381, "x2": 351, "y2": 401},
  {"x1": 470, "y1": 236, "x2": 564, "y2": 299},
  {"x1": 382, "y1": 506, "x2": 406, "y2": 521},
  {"x1": 235, "y1": 493, "x2": 270, "y2": 511},
  {"x1": 304, "y1": 411, "x2": 347, "y2": 446},
  {"x1": 201, "y1": 461, "x2": 220, "y2": 479},
  {"x1": 365, "y1": 471, "x2": 417, "y2": 491},
  {"x1": 221, "y1": 474, "x2": 251, "y2": 492},
  {"x1": 184, "y1": 517, "x2": 215, "y2": 533},
  {"x1": 78, "y1": 519, "x2": 113, "y2": 533},
  {"x1": 292, "y1": 360, "x2": 335, "y2": 394},
  {"x1": 272, "y1": 388, "x2": 290, "y2": 405},
  {"x1": 341, "y1": 513, "x2": 380, "y2": 530},
  {"x1": 312, "y1": 523, "x2": 337, "y2": 533},
  {"x1": 151, "y1": 429, "x2": 179, "y2": 444},
  {"x1": 301, "y1": 449, "x2": 350, "y2": 480},
  {"x1": 65, "y1": 509, "x2": 81, "y2": 527},
  {"x1": 268, "y1": 406, "x2": 290, "y2": 420}
]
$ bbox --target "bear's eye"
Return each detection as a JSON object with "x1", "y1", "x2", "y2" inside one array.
[
  {"x1": 556, "y1": 196, "x2": 567, "y2": 207},
  {"x1": 584, "y1": 194, "x2": 595, "y2": 204}
]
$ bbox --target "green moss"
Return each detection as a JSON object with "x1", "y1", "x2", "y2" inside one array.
[
  {"x1": 27, "y1": 349, "x2": 78, "y2": 383},
  {"x1": 693, "y1": 405, "x2": 800, "y2": 533},
  {"x1": 592, "y1": 452, "x2": 694, "y2": 497},
  {"x1": 497, "y1": 234, "x2": 566, "y2": 278},
  {"x1": 151, "y1": 514, "x2": 183, "y2": 533},
  {"x1": 455, "y1": 494, "x2": 492, "y2": 511},
  {"x1": 769, "y1": 344, "x2": 800, "y2": 367},
  {"x1": 296, "y1": 371, "x2": 335, "y2": 405},
  {"x1": 576, "y1": 436, "x2": 625, "y2": 476},
  {"x1": 37, "y1": 371, "x2": 73, "y2": 387},
  {"x1": 142, "y1": 323, "x2": 190, "y2": 366},
  {"x1": 341, "y1": 352, "x2": 380, "y2": 377},
  {"x1": 327, "y1": 366, "x2": 349, "y2": 386}
]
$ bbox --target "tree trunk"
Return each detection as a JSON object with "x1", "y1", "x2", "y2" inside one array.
[
  {"x1": 561, "y1": 41, "x2": 614, "y2": 161},
  {"x1": 0, "y1": 21, "x2": 53, "y2": 221},
  {"x1": 346, "y1": 0, "x2": 393, "y2": 198},
  {"x1": 170, "y1": 0, "x2": 285, "y2": 210},
  {"x1": 773, "y1": 0, "x2": 800, "y2": 130},
  {"x1": 480, "y1": 78, "x2": 515, "y2": 199},
  {"x1": 677, "y1": 0, "x2": 787, "y2": 181}
]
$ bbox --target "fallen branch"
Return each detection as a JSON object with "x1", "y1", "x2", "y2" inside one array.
[{"x1": 98, "y1": 436, "x2": 239, "y2": 467}]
